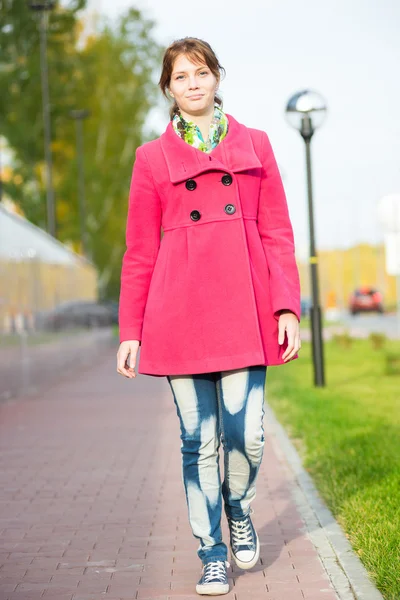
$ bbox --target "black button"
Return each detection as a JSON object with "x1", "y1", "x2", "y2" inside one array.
[
  {"x1": 185, "y1": 179, "x2": 197, "y2": 191},
  {"x1": 221, "y1": 174, "x2": 232, "y2": 186},
  {"x1": 190, "y1": 210, "x2": 201, "y2": 221},
  {"x1": 224, "y1": 204, "x2": 236, "y2": 215}
]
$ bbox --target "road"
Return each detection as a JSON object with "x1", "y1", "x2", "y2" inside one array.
[
  {"x1": 300, "y1": 312, "x2": 400, "y2": 341},
  {"x1": 340, "y1": 312, "x2": 400, "y2": 338}
]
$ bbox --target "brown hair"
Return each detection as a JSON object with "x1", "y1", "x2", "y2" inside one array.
[{"x1": 158, "y1": 37, "x2": 226, "y2": 120}]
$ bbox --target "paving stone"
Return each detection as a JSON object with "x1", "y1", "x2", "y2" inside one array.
[{"x1": 0, "y1": 351, "x2": 378, "y2": 600}]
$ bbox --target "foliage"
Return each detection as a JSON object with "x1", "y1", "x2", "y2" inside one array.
[
  {"x1": 0, "y1": 0, "x2": 87, "y2": 225},
  {"x1": 369, "y1": 332, "x2": 386, "y2": 350},
  {"x1": 0, "y1": 0, "x2": 164, "y2": 298},
  {"x1": 385, "y1": 351, "x2": 400, "y2": 375},
  {"x1": 331, "y1": 330, "x2": 353, "y2": 348}
]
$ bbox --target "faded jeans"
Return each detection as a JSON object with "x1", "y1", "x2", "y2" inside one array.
[{"x1": 166, "y1": 366, "x2": 267, "y2": 565}]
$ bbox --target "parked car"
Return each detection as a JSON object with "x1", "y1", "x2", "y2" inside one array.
[
  {"x1": 349, "y1": 287, "x2": 384, "y2": 315},
  {"x1": 40, "y1": 301, "x2": 114, "y2": 331},
  {"x1": 100, "y1": 300, "x2": 119, "y2": 325}
]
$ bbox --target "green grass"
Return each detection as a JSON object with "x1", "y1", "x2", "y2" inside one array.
[{"x1": 266, "y1": 338, "x2": 400, "y2": 600}]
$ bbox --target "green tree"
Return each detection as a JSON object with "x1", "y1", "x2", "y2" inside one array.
[
  {"x1": 0, "y1": 1, "x2": 164, "y2": 299},
  {"x1": 0, "y1": 0, "x2": 87, "y2": 227},
  {"x1": 59, "y1": 8, "x2": 163, "y2": 298}
]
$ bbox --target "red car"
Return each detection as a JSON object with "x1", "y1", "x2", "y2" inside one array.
[{"x1": 349, "y1": 287, "x2": 384, "y2": 315}]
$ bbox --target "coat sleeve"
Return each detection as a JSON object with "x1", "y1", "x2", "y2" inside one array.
[
  {"x1": 257, "y1": 130, "x2": 301, "y2": 322},
  {"x1": 118, "y1": 146, "x2": 162, "y2": 343}
]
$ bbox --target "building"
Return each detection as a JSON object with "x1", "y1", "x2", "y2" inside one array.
[{"x1": 0, "y1": 204, "x2": 98, "y2": 332}]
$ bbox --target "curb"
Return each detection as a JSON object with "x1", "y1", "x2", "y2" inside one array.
[{"x1": 264, "y1": 399, "x2": 385, "y2": 600}]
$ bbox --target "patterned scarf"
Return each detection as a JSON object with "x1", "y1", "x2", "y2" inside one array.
[{"x1": 172, "y1": 103, "x2": 229, "y2": 153}]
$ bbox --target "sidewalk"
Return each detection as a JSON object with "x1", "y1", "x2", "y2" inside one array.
[
  {"x1": 0, "y1": 328, "x2": 113, "y2": 401},
  {"x1": 0, "y1": 349, "x2": 377, "y2": 600}
]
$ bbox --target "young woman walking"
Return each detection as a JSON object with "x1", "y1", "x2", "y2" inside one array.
[{"x1": 117, "y1": 37, "x2": 301, "y2": 596}]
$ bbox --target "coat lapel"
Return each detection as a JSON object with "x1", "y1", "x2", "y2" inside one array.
[{"x1": 160, "y1": 113, "x2": 262, "y2": 184}]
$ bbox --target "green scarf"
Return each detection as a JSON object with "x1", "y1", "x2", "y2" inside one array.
[{"x1": 172, "y1": 103, "x2": 229, "y2": 153}]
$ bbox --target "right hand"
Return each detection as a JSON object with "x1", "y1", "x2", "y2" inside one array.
[{"x1": 117, "y1": 340, "x2": 140, "y2": 379}]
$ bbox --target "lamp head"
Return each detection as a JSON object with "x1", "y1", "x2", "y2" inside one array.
[{"x1": 285, "y1": 90, "x2": 327, "y2": 140}]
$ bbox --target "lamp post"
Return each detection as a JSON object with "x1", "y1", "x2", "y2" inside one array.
[
  {"x1": 28, "y1": 0, "x2": 56, "y2": 238},
  {"x1": 285, "y1": 90, "x2": 327, "y2": 387},
  {"x1": 69, "y1": 109, "x2": 90, "y2": 257}
]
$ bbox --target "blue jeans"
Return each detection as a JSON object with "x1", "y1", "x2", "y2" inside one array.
[{"x1": 166, "y1": 366, "x2": 267, "y2": 565}]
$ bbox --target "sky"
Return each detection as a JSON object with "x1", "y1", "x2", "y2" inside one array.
[{"x1": 85, "y1": 0, "x2": 400, "y2": 259}]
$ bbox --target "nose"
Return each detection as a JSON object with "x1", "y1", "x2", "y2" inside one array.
[{"x1": 188, "y1": 75, "x2": 200, "y2": 90}]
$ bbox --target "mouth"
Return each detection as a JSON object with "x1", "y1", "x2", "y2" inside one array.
[{"x1": 188, "y1": 94, "x2": 204, "y2": 100}]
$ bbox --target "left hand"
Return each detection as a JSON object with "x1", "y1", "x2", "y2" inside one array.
[{"x1": 277, "y1": 310, "x2": 301, "y2": 362}]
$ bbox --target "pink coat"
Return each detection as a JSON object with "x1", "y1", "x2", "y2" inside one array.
[{"x1": 119, "y1": 113, "x2": 301, "y2": 376}]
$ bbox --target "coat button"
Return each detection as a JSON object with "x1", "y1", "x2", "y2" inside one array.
[
  {"x1": 224, "y1": 204, "x2": 236, "y2": 215},
  {"x1": 186, "y1": 179, "x2": 197, "y2": 191},
  {"x1": 190, "y1": 210, "x2": 201, "y2": 221},
  {"x1": 221, "y1": 174, "x2": 232, "y2": 186}
]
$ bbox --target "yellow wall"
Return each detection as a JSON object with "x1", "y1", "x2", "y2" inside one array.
[
  {"x1": 0, "y1": 259, "x2": 98, "y2": 324},
  {"x1": 298, "y1": 243, "x2": 397, "y2": 310}
]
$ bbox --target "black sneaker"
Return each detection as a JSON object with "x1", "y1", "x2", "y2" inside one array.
[
  {"x1": 227, "y1": 507, "x2": 260, "y2": 570},
  {"x1": 196, "y1": 559, "x2": 230, "y2": 595}
]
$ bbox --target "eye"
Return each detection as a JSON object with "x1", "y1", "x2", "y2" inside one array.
[
  {"x1": 200, "y1": 70, "x2": 208, "y2": 75},
  {"x1": 175, "y1": 75, "x2": 184, "y2": 80}
]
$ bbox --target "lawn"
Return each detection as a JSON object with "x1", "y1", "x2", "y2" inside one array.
[{"x1": 265, "y1": 336, "x2": 400, "y2": 600}]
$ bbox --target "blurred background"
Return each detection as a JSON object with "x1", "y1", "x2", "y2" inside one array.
[
  {"x1": 1, "y1": 0, "x2": 400, "y2": 395},
  {"x1": 1, "y1": 3, "x2": 400, "y2": 596}
]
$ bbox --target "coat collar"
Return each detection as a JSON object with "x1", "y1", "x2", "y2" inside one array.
[{"x1": 160, "y1": 113, "x2": 262, "y2": 184}]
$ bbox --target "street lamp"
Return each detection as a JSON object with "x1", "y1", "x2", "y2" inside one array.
[
  {"x1": 69, "y1": 109, "x2": 91, "y2": 258},
  {"x1": 28, "y1": 0, "x2": 56, "y2": 238},
  {"x1": 285, "y1": 90, "x2": 327, "y2": 387}
]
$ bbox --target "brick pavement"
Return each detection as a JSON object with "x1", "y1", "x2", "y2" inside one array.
[{"x1": 0, "y1": 349, "x2": 341, "y2": 600}]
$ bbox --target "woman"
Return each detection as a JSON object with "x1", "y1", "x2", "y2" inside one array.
[{"x1": 117, "y1": 37, "x2": 301, "y2": 596}]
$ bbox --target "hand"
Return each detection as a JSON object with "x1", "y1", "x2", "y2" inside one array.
[
  {"x1": 277, "y1": 310, "x2": 301, "y2": 362},
  {"x1": 117, "y1": 340, "x2": 140, "y2": 378}
]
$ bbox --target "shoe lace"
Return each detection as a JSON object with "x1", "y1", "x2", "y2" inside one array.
[
  {"x1": 230, "y1": 517, "x2": 253, "y2": 545},
  {"x1": 203, "y1": 560, "x2": 229, "y2": 583}
]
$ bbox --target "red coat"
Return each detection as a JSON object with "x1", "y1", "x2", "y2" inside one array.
[{"x1": 119, "y1": 113, "x2": 301, "y2": 376}]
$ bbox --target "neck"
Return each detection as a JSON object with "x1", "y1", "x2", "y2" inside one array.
[{"x1": 178, "y1": 103, "x2": 216, "y2": 140}]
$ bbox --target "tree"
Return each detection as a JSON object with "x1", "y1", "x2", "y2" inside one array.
[
  {"x1": 0, "y1": 0, "x2": 87, "y2": 226},
  {"x1": 0, "y1": 1, "x2": 164, "y2": 299}
]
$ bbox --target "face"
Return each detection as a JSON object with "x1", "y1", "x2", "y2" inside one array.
[{"x1": 169, "y1": 53, "x2": 219, "y2": 118}]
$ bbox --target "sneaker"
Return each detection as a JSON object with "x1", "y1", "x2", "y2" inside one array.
[
  {"x1": 195, "y1": 559, "x2": 230, "y2": 595},
  {"x1": 227, "y1": 507, "x2": 260, "y2": 570}
]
